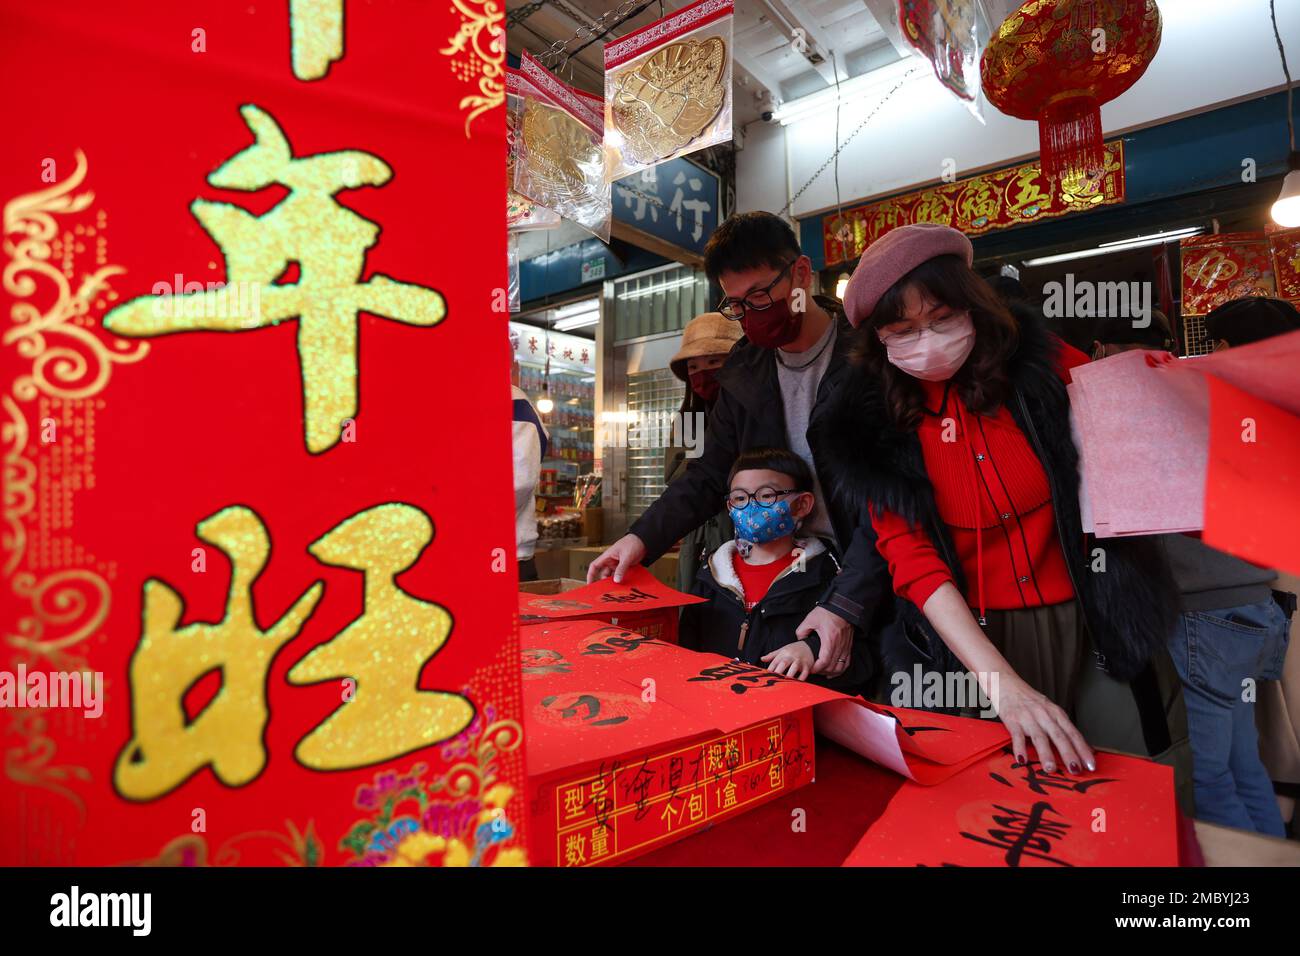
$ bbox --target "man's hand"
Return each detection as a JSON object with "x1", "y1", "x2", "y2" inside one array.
[
  {"x1": 586, "y1": 534, "x2": 647, "y2": 583},
  {"x1": 761, "y1": 641, "x2": 814, "y2": 681},
  {"x1": 797, "y1": 605, "x2": 853, "y2": 677}
]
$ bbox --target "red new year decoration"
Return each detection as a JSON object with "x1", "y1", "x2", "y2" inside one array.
[
  {"x1": 981, "y1": 0, "x2": 1162, "y2": 183},
  {"x1": 1, "y1": 1, "x2": 523, "y2": 867}
]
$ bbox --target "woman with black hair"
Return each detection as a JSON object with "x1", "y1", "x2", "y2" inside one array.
[
  {"x1": 663, "y1": 311, "x2": 742, "y2": 602},
  {"x1": 818, "y1": 223, "x2": 1189, "y2": 789}
]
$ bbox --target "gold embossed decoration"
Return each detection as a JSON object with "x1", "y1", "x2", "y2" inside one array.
[
  {"x1": 514, "y1": 53, "x2": 611, "y2": 241},
  {"x1": 507, "y1": 68, "x2": 560, "y2": 231},
  {"x1": 610, "y1": 38, "x2": 726, "y2": 168},
  {"x1": 602, "y1": 0, "x2": 734, "y2": 181}
]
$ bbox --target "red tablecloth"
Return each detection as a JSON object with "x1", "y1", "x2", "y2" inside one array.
[{"x1": 629, "y1": 740, "x2": 1205, "y2": 867}]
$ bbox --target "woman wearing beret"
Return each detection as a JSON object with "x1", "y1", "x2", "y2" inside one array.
[
  {"x1": 818, "y1": 223, "x2": 1189, "y2": 788},
  {"x1": 663, "y1": 312, "x2": 743, "y2": 604}
]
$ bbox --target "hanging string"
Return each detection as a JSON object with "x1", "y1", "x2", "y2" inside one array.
[
  {"x1": 777, "y1": 67, "x2": 922, "y2": 221},
  {"x1": 1271, "y1": 0, "x2": 1295, "y2": 152}
]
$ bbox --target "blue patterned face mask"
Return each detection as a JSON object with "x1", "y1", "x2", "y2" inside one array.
[{"x1": 728, "y1": 499, "x2": 797, "y2": 544}]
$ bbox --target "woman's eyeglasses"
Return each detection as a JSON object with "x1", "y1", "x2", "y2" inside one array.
[
  {"x1": 876, "y1": 313, "x2": 966, "y2": 347},
  {"x1": 717, "y1": 260, "x2": 796, "y2": 320},
  {"x1": 725, "y1": 487, "x2": 797, "y2": 509}
]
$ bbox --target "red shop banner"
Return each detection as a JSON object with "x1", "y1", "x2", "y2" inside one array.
[
  {"x1": 823, "y1": 140, "x2": 1126, "y2": 267},
  {"x1": 0, "y1": 2, "x2": 526, "y2": 866}
]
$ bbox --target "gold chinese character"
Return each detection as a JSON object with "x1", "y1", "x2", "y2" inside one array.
[
  {"x1": 768, "y1": 759, "x2": 782, "y2": 789},
  {"x1": 687, "y1": 792, "x2": 704, "y2": 822},
  {"x1": 591, "y1": 824, "x2": 610, "y2": 858},
  {"x1": 719, "y1": 780, "x2": 738, "y2": 810},
  {"x1": 290, "y1": 0, "x2": 344, "y2": 81},
  {"x1": 288, "y1": 503, "x2": 473, "y2": 769},
  {"x1": 564, "y1": 832, "x2": 587, "y2": 866},
  {"x1": 114, "y1": 507, "x2": 324, "y2": 801},
  {"x1": 563, "y1": 786, "x2": 585, "y2": 820},
  {"x1": 104, "y1": 105, "x2": 447, "y2": 453},
  {"x1": 1006, "y1": 168, "x2": 1051, "y2": 217}
]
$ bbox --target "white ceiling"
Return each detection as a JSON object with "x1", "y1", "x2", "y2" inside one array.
[{"x1": 507, "y1": 1, "x2": 1026, "y2": 126}]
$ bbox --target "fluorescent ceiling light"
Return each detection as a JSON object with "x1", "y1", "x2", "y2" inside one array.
[
  {"x1": 1022, "y1": 227, "x2": 1205, "y2": 267},
  {"x1": 554, "y1": 298, "x2": 599, "y2": 318},
  {"x1": 616, "y1": 276, "x2": 696, "y2": 300},
  {"x1": 555, "y1": 310, "x2": 599, "y2": 331},
  {"x1": 772, "y1": 59, "x2": 923, "y2": 127}
]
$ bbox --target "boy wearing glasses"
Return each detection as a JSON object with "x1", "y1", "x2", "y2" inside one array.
[
  {"x1": 587, "y1": 211, "x2": 890, "y2": 686},
  {"x1": 680, "y1": 448, "x2": 870, "y2": 692}
]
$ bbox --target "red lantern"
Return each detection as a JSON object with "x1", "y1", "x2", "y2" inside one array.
[{"x1": 981, "y1": 0, "x2": 1162, "y2": 183}]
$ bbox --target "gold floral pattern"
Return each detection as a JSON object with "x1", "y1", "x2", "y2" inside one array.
[{"x1": 441, "y1": 0, "x2": 505, "y2": 136}]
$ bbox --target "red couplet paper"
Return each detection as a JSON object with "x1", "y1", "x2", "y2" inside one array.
[
  {"x1": 0, "y1": 2, "x2": 525, "y2": 866},
  {"x1": 843, "y1": 747, "x2": 1178, "y2": 867},
  {"x1": 817, "y1": 699, "x2": 1011, "y2": 785},
  {"x1": 519, "y1": 564, "x2": 706, "y2": 621},
  {"x1": 1203, "y1": 373, "x2": 1300, "y2": 577}
]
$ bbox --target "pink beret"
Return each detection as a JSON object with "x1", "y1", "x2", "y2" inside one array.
[{"x1": 842, "y1": 223, "x2": 974, "y2": 327}]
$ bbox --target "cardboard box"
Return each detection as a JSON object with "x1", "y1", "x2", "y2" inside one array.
[{"x1": 521, "y1": 616, "x2": 842, "y2": 866}]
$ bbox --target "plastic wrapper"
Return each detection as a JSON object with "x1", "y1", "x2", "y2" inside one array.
[
  {"x1": 899, "y1": 0, "x2": 985, "y2": 125},
  {"x1": 603, "y1": 0, "x2": 734, "y2": 182},
  {"x1": 514, "y1": 52, "x2": 611, "y2": 242},
  {"x1": 506, "y1": 67, "x2": 561, "y2": 232},
  {"x1": 507, "y1": 233, "x2": 520, "y2": 313}
]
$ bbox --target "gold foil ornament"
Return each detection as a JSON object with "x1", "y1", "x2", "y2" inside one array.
[
  {"x1": 611, "y1": 37, "x2": 727, "y2": 167},
  {"x1": 520, "y1": 101, "x2": 604, "y2": 211}
]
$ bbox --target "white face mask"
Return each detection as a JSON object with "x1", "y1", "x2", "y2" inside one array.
[{"x1": 883, "y1": 313, "x2": 976, "y2": 381}]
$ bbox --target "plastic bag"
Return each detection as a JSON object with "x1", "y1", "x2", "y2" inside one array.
[
  {"x1": 603, "y1": 0, "x2": 734, "y2": 182},
  {"x1": 514, "y1": 52, "x2": 612, "y2": 242},
  {"x1": 898, "y1": 0, "x2": 985, "y2": 125},
  {"x1": 507, "y1": 233, "x2": 520, "y2": 313},
  {"x1": 507, "y1": 67, "x2": 561, "y2": 232}
]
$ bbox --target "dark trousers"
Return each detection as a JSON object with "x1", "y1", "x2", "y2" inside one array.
[{"x1": 518, "y1": 557, "x2": 538, "y2": 583}]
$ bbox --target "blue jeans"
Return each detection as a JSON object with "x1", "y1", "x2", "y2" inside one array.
[{"x1": 1169, "y1": 598, "x2": 1290, "y2": 836}]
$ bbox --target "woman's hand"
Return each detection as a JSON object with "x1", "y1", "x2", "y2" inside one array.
[
  {"x1": 761, "y1": 642, "x2": 814, "y2": 681},
  {"x1": 987, "y1": 673, "x2": 1096, "y2": 775}
]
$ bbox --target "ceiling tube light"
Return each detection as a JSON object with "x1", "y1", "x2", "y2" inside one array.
[
  {"x1": 771, "y1": 58, "x2": 921, "y2": 127},
  {"x1": 554, "y1": 310, "x2": 600, "y2": 331},
  {"x1": 1021, "y1": 228, "x2": 1205, "y2": 267},
  {"x1": 554, "y1": 298, "x2": 599, "y2": 318}
]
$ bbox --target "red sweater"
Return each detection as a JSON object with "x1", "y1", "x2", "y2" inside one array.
[{"x1": 871, "y1": 341, "x2": 1089, "y2": 617}]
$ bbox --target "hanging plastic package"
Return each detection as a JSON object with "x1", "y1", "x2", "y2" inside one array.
[
  {"x1": 507, "y1": 67, "x2": 561, "y2": 232},
  {"x1": 898, "y1": 0, "x2": 985, "y2": 125},
  {"x1": 515, "y1": 51, "x2": 612, "y2": 242},
  {"x1": 603, "y1": 0, "x2": 734, "y2": 183},
  {"x1": 507, "y1": 233, "x2": 520, "y2": 313}
]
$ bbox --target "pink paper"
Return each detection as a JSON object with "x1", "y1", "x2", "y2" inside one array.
[{"x1": 1068, "y1": 350, "x2": 1206, "y2": 537}]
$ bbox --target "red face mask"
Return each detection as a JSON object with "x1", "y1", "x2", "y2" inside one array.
[
  {"x1": 688, "y1": 368, "x2": 720, "y2": 401},
  {"x1": 740, "y1": 295, "x2": 802, "y2": 349}
]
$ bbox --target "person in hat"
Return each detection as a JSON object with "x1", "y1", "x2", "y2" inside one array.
[
  {"x1": 816, "y1": 223, "x2": 1189, "y2": 789},
  {"x1": 587, "y1": 211, "x2": 892, "y2": 683},
  {"x1": 662, "y1": 311, "x2": 742, "y2": 599}
]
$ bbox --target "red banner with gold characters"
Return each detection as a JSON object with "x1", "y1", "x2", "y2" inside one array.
[
  {"x1": 823, "y1": 140, "x2": 1126, "y2": 267},
  {"x1": 1179, "y1": 232, "x2": 1278, "y2": 317},
  {"x1": 0, "y1": 1, "x2": 527, "y2": 866}
]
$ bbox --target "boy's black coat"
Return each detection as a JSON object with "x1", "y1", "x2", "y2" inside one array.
[
  {"x1": 680, "y1": 541, "x2": 872, "y2": 695},
  {"x1": 811, "y1": 304, "x2": 1179, "y2": 683}
]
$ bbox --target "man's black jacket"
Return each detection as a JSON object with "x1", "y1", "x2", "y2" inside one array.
[{"x1": 628, "y1": 295, "x2": 891, "y2": 635}]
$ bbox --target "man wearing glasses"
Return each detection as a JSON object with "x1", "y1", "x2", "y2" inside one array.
[{"x1": 587, "y1": 211, "x2": 889, "y2": 683}]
